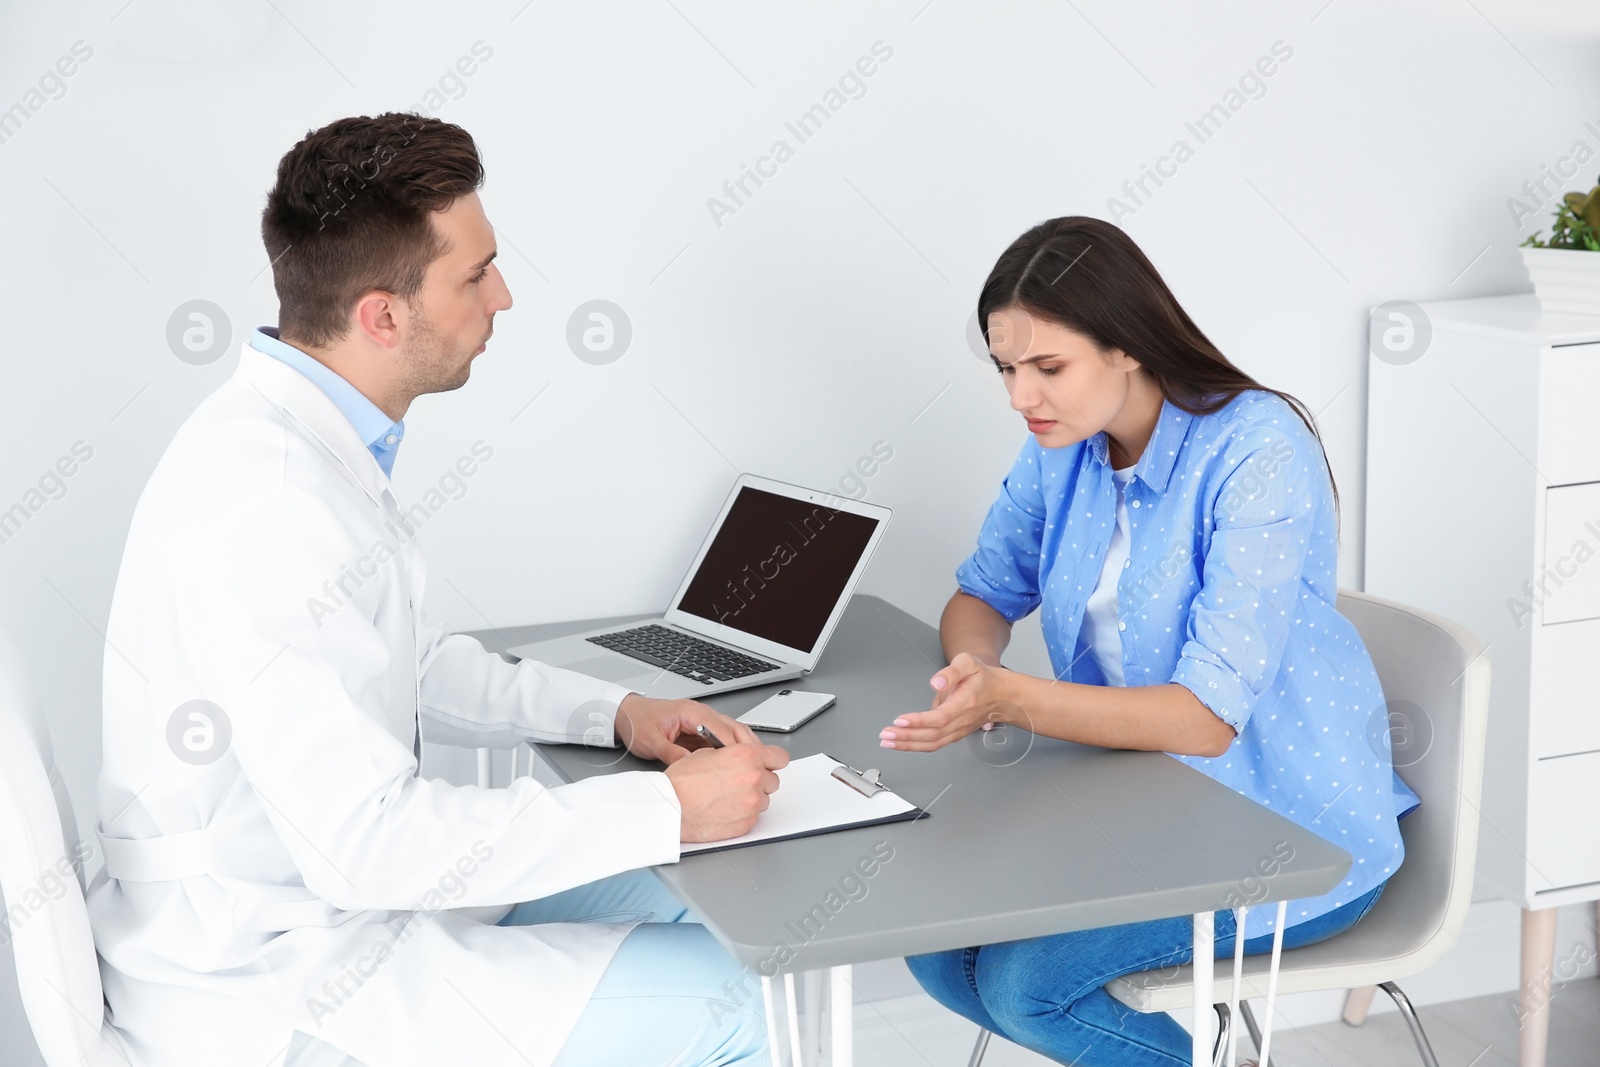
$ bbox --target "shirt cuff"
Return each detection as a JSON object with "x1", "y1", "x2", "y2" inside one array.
[
  {"x1": 955, "y1": 565, "x2": 1038, "y2": 624},
  {"x1": 1171, "y1": 654, "x2": 1251, "y2": 734}
]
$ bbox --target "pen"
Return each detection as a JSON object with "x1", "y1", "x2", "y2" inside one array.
[{"x1": 695, "y1": 724, "x2": 726, "y2": 749}]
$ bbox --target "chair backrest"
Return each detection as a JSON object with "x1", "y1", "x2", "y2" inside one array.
[
  {"x1": 0, "y1": 634, "x2": 121, "y2": 1066},
  {"x1": 1331, "y1": 588, "x2": 1490, "y2": 968},
  {"x1": 1108, "y1": 588, "x2": 1493, "y2": 1010}
]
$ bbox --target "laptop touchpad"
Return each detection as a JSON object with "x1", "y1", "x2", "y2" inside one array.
[{"x1": 556, "y1": 655, "x2": 658, "y2": 684}]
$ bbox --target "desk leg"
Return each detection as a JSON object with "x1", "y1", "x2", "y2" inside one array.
[
  {"x1": 1256, "y1": 899, "x2": 1288, "y2": 1067},
  {"x1": 802, "y1": 971, "x2": 823, "y2": 1060},
  {"x1": 761, "y1": 976, "x2": 785, "y2": 1067},
  {"x1": 759, "y1": 967, "x2": 851, "y2": 1067},
  {"x1": 829, "y1": 965, "x2": 853, "y2": 1067},
  {"x1": 1227, "y1": 907, "x2": 1247, "y2": 1067},
  {"x1": 784, "y1": 973, "x2": 804, "y2": 1065},
  {"x1": 1192, "y1": 911, "x2": 1213, "y2": 1067}
]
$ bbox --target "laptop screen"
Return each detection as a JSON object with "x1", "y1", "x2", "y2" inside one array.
[{"x1": 675, "y1": 486, "x2": 882, "y2": 654}]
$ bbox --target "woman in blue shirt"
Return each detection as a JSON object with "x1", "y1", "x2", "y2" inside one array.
[{"x1": 891, "y1": 216, "x2": 1419, "y2": 1066}]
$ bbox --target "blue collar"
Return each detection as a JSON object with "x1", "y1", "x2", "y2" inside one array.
[
  {"x1": 249, "y1": 328, "x2": 405, "y2": 477},
  {"x1": 1089, "y1": 398, "x2": 1193, "y2": 494}
]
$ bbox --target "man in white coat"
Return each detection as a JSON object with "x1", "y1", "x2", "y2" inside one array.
[{"x1": 88, "y1": 112, "x2": 789, "y2": 1066}]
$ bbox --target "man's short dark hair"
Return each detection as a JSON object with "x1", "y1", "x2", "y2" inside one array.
[{"x1": 261, "y1": 113, "x2": 483, "y2": 348}]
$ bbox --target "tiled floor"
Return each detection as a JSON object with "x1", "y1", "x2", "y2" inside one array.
[{"x1": 853, "y1": 977, "x2": 1600, "y2": 1065}]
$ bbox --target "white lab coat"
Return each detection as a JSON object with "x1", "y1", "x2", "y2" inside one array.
[{"x1": 86, "y1": 342, "x2": 683, "y2": 1067}]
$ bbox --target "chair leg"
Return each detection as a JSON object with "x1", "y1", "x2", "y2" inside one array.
[
  {"x1": 966, "y1": 1028, "x2": 991, "y2": 1067},
  {"x1": 1212, "y1": 1003, "x2": 1230, "y2": 1067},
  {"x1": 1377, "y1": 982, "x2": 1441, "y2": 1067},
  {"x1": 1342, "y1": 984, "x2": 1378, "y2": 1026},
  {"x1": 1238, "y1": 1001, "x2": 1275, "y2": 1067}
]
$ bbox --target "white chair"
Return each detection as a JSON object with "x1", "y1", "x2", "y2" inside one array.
[
  {"x1": 968, "y1": 589, "x2": 1491, "y2": 1067},
  {"x1": 0, "y1": 638, "x2": 373, "y2": 1067},
  {"x1": 0, "y1": 639, "x2": 132, "y2": 1066},
  {"x1": 0, "y1": 618, "x2": 510, "y2": 1067}
]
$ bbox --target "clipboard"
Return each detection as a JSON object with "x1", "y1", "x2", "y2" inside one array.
[{"x1": 680, "y1": 752, "x2": 927, "y2": 856}]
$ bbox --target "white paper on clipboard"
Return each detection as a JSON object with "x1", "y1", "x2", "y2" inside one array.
[{"x1": 679, "y1": 752, "x2": 924, "y2": 856}]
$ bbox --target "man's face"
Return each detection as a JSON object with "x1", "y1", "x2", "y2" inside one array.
[{"x1": 396, "y1": 190, "x2": 512, "y2": 397}]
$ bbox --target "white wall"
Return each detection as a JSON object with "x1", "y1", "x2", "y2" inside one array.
[{"x1": 3, "y1": 0, "x2": 1600, "y2": 1060}]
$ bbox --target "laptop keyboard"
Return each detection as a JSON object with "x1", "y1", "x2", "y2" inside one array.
[{"x1": 587, "y1": 624, "x2": 782, "y2": 685}]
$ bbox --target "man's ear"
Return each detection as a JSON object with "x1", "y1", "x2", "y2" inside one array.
[{"x1": 354, "y1": 291, "x2": 402, "y2": 350}]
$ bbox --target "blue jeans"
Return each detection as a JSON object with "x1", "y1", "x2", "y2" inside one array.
[
  {"x1": 906, "y1": 882, "x2": 1385, "y2": 1067},
  {"x1": 498, "y1": 868, "x2": 769, "y2": 1066}
]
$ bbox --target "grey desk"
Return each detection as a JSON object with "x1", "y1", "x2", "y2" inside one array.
[{"x1": 466, "y1": 595, "x2": 1352, "y2": 1066}]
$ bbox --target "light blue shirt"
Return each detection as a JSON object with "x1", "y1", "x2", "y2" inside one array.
[
  {"x1": 957, "y1": 391, "x2": 1420, "y2": 938},
  {"x1": 250, "y1": 327, "x2": 405, "y2": 478}
]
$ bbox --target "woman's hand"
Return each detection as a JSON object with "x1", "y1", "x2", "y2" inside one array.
[
  {"x1": 615, "y1": 694, "x2": 762, "y2": 764},
  {"x1": 878, "y1": 652, "x2": 1028, "y2": 752}
]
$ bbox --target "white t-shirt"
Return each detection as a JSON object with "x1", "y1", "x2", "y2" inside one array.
[{"x1": 1080, "y1": 462, "x2": 1136, "y2": 686}]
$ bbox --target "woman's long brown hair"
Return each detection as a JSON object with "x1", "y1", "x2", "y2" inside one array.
[{"x1": 978, "y1": 215, "x2": 1340, "y2": 522}]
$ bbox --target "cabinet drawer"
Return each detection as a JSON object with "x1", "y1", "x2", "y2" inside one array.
[
  {"x1": 1528, "y1": 751, "x2": 1600, "y2": 892},
  {"x1": 1540, "y1": 481, "x2": 1600, "y2": 625},
  {"x1": 1539, "y1": 343, "x2": 1600, "y2": 486},
  {"x1": 1530, "y1": 619, "x2": 1600, "y2": 757}
]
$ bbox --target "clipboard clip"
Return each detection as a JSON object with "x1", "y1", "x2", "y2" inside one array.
[{"x1": 831, "y1": 764, "x2": 889, "y2": 798}]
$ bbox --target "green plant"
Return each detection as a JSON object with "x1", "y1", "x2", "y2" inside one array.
[{"x1": 1523, "y1": 176, "x2": 1600, "y2": 251}]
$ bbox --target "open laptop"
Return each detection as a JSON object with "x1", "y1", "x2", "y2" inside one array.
[{"x1": 506, "y1": 475, "x2": 890, "y2": 699}]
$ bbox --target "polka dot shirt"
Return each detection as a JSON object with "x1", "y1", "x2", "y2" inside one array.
[{"x1": 955, "y1": 392, "x2": 1420, "y2": 938}]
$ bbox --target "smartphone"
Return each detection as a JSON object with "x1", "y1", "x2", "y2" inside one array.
[{"x1": 736, "y1": 689, "x2": 837, "y2": 732}]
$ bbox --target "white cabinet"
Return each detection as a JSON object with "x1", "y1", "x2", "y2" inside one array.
[
  {"x1": 1366, "y1": 294, "x2": 1600, "y2": 1067},
  {"x1": 1368, "y1": 294, "x2": 1600, "y2": 904},
  {"x1": 1529, "y1": 618, "x2": 1600, "y2": 756},
  {"x1": 1527, "y1": 751, "x2": 1600, "y2": 892},
  {"x1": 1539, "y1": 482, "x2": 1600, "y2": 625},
  {"x1": 1537, "y1": 344, "x2": 1600, "y2": 487}
]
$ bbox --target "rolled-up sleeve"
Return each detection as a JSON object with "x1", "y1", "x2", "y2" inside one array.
[
  {"x1": 1171, "y1": 422, "x2": 1320, "y2": 732},
  {"x1": 955, "y1": 440, "x2": 1048, "y2": 623}
]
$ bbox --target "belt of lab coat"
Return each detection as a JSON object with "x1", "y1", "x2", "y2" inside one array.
[{"x1": 96, "y1": 770, "x2": 355, "y2": 933}]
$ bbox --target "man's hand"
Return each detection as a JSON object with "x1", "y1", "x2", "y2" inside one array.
[
  {"x1": 878, "y1": 652, "x2": 1027, "y2": 752},
  {"x1": 664, "y1": 743, "x2": 790, "y2": 842},
  {"x1": 614, "y1": 693, "x2": 761, "y2": 764}
]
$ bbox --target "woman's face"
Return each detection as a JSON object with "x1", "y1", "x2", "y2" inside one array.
[{"x1": 986, "y1": 305, "x2": 1139, "y2": 449}]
